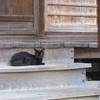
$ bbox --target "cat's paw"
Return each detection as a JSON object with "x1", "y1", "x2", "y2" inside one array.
[{"x1": 41, "y1": 62, "x2": 45, "y2": 65}]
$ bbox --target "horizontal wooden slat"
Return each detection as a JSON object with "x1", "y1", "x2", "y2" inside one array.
[
  {"x1": 0, "y1": 41, "x2": 98, "y2": 48},
  {"x1": 0, "y1": 15, "x2": 34, "y2": 22},
  {"x1": 44, "y1": 35, "x2": 97, "y2": 42},
  {"x1": 48, "y1": 24, "x2": 97, "y2": 27},
  {"x1": 48, "y1": 0, "x2": 97, "y2": 5},
  {"x1": 48, "y1": 16, "x2": 97, "y2": 25},
  {"x1": 48, "y1": 3, "x2": 97, "y2": 8},
  {"x1": 48, "y1": 14, "x2": 97, "y2": 17},
  {"x1": 0, "y1": 34, "x2": 97, "y2": 42},
  {"x1": 48, "y1": 6, "x2": 97, "y2": 16},
  {"x1": 0, "y1": 22, "x2": 33, "y2": 30},
  {"x1": 48, "y1": 25, "x2": 97, "y2": 32},
  {"x1": 46, "y1": 32, "x2": 97, "y2": 35},
  {"x1": 0, "y1": 31, "x2": 34, "y2": 35},
  {"x1": 0, "y1": 22, "x2": 34, "y2": 34},
  {"x1": 45, "y1": 0, "x2": 97, "y2": 33},
  {"x1": 75, "y1": 48, "x2": 100, "y2": 59}
]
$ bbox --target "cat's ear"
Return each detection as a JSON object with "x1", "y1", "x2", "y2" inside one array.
[
  {"x1": 34, "y1": 48, "x2": 38, "y2": 53},
  {"x1": 41, "y1": 48, "x2": 45, "y2": 51},
  {"x1": 34, "y1": 48, "x2": 37, "y2": 51}
]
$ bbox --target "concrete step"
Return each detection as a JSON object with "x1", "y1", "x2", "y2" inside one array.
[
  {"x1": 0, "y1": 63, "x2": 91, "y2": 73},
  {"x1": 0, "y1": 63, "x2": 91, "y2": 92},
  {"x1": 0, "y1": 46, "x2": 99, "y2": 100},
  {"x1": 0, "y1": 85, "x2": 99, "y2": 100}
]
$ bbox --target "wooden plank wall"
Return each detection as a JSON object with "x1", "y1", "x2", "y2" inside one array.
[
  {"x1": 45, "y1": 0, "x2": 97, "y2": 33},
  {"x1": 0, "y1": 0, "x2": 34, "y2": 35},
  {"x1": 0, "y1": 0, "x2": 98, "y2": 43}
]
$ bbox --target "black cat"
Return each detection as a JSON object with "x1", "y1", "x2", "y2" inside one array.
[{"x1": 10, "y1": 48, "x2": 45, "y2": 66}]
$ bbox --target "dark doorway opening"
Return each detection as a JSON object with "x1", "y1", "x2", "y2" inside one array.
[{"x1": 75, "y1": 58, "x2": 100, "y2": 80}]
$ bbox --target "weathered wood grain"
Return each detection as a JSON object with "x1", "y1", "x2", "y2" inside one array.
[
  {"x1": 48, "y1": 13, "x2": 97, "y2": 17},
  {"x1": 0, "y1": 22, "x2": 34, "y2": 34},
  {"x1": 0, "y1": 0, "x2": 33, "y2": 15},
  {"x1": 98, "y1": 0, "x2": 100, "y2": 48},
  {"x1": 0, "y1": 63, "x2": 91, "y2": 73},
  {"x1": 75, "y1": 48, "x2": 100, "y2": 59},
  {"x1": 34, "y1": 0, "x2": 45, "y2": 35},
  {"x1": 0, "y1": 15, "x2": 34, "y2": 22},
  {"x1": 0, "y1": 86, "x2": 99, "y2": 100},
  {"x1": 44, "y1": 0, "x2": 97, "y2": 33},
  {"x1": 0, "y1": 69, "x2": 86, "y2": 90},
  {"x1": 65, "y1": 42, "x2": 89, "y2": 48},
  {"x1": 55, "y1": 96, "x2": 99, "y2": 100},
  {"x1": 47, "y1": 24, "x2": 97, "y2": 32},
  {"x1": 48, "y1": 2, "x2": 97, "y2": 7},
  {"x1": 34, "y1": 0, "x2": 39, "y2": 35},
  {"x1": 41, "y1": 42, "x2": 64, "y2": 48},
  {"x1": 0, "y1": 41, "x2": 98, "y2": 49},
  {"x1": 48, "y1": 0, "x2": 97, "y2": 6},
  {"x1": 0, "y1": 0, "x2": 34, "y2": 35},
  {"x1": 0, "y1": 34, "x2": 97, "y2": 42},
  {"x1": 0, "y1": 48, "x2": 74, "y2": 64},
  {"x1": 43, "y1": 48, "x2": 74, "y2": 64}
]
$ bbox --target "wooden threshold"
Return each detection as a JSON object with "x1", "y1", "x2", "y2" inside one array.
[
  {"x1": 0, "y1": 34, "x2": 97, "y2": 42},
  {"x1": 0, "y1": 34, "x2": 98, "y2": 48}
]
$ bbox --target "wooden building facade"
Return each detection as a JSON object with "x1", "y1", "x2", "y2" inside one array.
[
  {"x1": 0, "y1": 0, "x2": 100, "y2": 100},
  {"x1": 0, "y1": 0, "x2": 98, "y2": 42}
]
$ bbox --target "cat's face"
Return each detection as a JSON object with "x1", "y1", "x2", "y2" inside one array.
[{"x1": 34, "y1": 48, "x2": 45, "y2": 59}]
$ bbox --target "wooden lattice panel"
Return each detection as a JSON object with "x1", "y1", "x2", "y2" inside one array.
[{"x1": 45, "y1": 0, "x2": 97, "y2": 32}]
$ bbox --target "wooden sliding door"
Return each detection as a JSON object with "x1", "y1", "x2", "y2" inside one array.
[{"x1": 0, "y1": 0, "x2": 34, "y2": 35}]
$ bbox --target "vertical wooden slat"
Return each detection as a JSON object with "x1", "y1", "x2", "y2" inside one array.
[
  {"x1": 34, "y1": 0, "x2": 45, "y2": 35},
  {"x1": 39, "y1": 0, "x2": 45, "y2": 35},
  {"x1": 97, "y1": 0, "x2": 100, "y2": 48},
  {"x1": 44, "y1": 0, "x2": 48, "y2": 31},
  {"x1": 34, "y1": 0, "x2": 39, "y2": 35}
]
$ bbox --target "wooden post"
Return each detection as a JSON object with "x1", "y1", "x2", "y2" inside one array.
[
  {"x1": 98, "y1": 0, "x2": 100, "y2": 48},
  {"x1": 34, "y1": 0, "x2": 45, "y2": 36}
]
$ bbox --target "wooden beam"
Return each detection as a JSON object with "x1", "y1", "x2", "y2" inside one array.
[
  {"x1": 39, "y1": 0, "x2": 45, "y2": 35},
  {"x1": 75, "y1": 48, "x2": 100, "y2": 59},
  {"x1": 34, "y1": 0, "x2": 45, "y2": 35},
  {"x1": 48, "y1": 14, "x2": 97, "y2": 17},
  {"x1": 48, "y1": 2, "x2": 97, "y2": 8},
  {"x1": 0, "y1": 15, "x2": 33, "y2": 22},
  {"x1": 97, "y1": 0, "x2": 100, "y2": 48},
  {"x1": 34, "y1": 0, "x2": 39, "y2": 35}
]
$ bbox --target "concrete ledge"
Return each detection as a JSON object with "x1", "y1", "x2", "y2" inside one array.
[
  {"x1": 0, "y1": 63, "x2": 91, "y2": 73},
  {"x1": 41, "y1": 42, "x2": 64, "y2": 48},
  {"x1": 65, "y1": 42, "x2": 89, "y2": 47},
  {"x1": 0, "y1": 42, "x2": 98, "y2": 48},
  {"x1": 0, "y1": 42, "x2": 40, "y2": 48},
  {"x1": 0, "y1": 87, "x2": 99, "y2": 100},
  {"x1": 89, "y1": 42, "x2": 98, "y2": 48}
]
